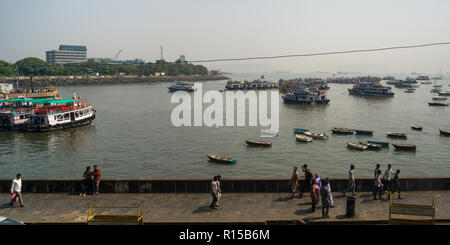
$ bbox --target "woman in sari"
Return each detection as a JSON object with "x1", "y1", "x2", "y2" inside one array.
[{"x1": 290, "y1": 167, "x2": 300, "y2": 197}]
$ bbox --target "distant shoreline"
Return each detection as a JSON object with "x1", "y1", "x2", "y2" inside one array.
[{"x1": 0, "y1": 74, "x2": 229, "y2": 87}]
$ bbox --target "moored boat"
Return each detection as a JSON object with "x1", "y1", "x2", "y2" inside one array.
[
  {"x1": 359, "y1": 142, "x2": 382, "y2": 150},
  {"x1": 245, "y1": 139, "x2": 272, "y2": 147},
  {"x1": 207, "y1": 154, "x2": 237, "y2": 163},
  {"x1": 293, "y1": 128, "x2": 309, "y2": 134},
  {"x1": 347, "y1": 142, "x2": 368, "y2": 150},
  {"x1": 167, "y1": 82, "x2": 195, "y2": 92},
  {"x1": 304, "y1": 131, "x2": 328, "y2": 139},
  {"x1": 355, "y1": 129, "x2": 373, "y2": 135},
  {"x1": 296, "y1": 134, "x2": 313, "y2": 142},
  {"x1": 392, "y1": 144, "x2": 416, "y2": 151},
  {"x1": 432, "y1": 97, "x2": 447, "y2": 101},
  {"x1": 386, "y1": 132, "x2": 407, "y2": 139},
  {"x1": 428, "y1": 101, "x2": 448, "y2": 106},
  {"x1": 438, "y1": 90, "x2": 450, "y2": 96},
  {"x1": 332, "y1": 127, "x2": 354, "y2": 135},
  {"x1": 439, "y1": 129, "x2": 450, "y2": 136},
  {"x1": 431, "y1": 88, "x2": 442, "y2": 93},
  {"x1": 368, "y1": 140, "x2": 389, "y2": 147},
  {"x1": 410, "y1": 123, "x2": 423, "y2": 130}
]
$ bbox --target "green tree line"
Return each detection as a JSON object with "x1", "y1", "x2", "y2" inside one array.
[{"x1": 0, "y1": 57, "x2": 209, "y2": 77}]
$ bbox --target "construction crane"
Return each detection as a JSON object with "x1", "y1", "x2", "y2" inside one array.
[{"x1": 113, "y1": 50, "x2": 122, "y2": 60}]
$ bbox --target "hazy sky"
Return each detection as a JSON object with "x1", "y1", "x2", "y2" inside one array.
[{"x1": 1, "y1": 0, "x2": 450, "y2": 73}]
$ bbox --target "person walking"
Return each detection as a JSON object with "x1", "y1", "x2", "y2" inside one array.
[
  {"x1": 215, "y1": 175, "x2": 222, "y2": 207},
  {"x1": 300, "y1": 164, "x2": 313, "y2": 198},
  {"x1": 343, "y1": 164, "x2": 356, "y2": 196},
  {"x1": 290, "y1": 167, "x2": 300, "y2": 197},
  {"x1": 81, "y1": 166, "x2": 92, "y2": 197},
  {"x1": 324, "y1": 177, "x2": 335, "y2": 207},
  {"x1": 320, "y1": 179, "x2": 330, "y2": 218},
  {"x1": 310, "y1": 179, "x2": 320, "y2": 212},
  {"x1": 10, "y1": 173, "x2": 24, "y2": 207},
  {"x1": 391, "y1": 170, "x2": 401, "y2": 199},
  {"x1": 92, "y1": 165, "x2": 101, "y2": 195},
  {"x1": 373, "y1": 169, "x2": 384, "y2": 200},
  {"x1": 209, "y1": 176, "x2": 219, "y2": 211},
  {"x1": 383, "y1": 164, "x2": 395, "y2": 198},
  {"x1": 374, "y1": 164, "x2": 381, "y2": 178}
]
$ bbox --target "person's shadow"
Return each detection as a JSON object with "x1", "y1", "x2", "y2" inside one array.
[
  {"x1": 0, "y1": 203, "x2": 11, "y2": 210},
  {"x1": 192, "y1": 205, "x2": 211, "y2": 214}
]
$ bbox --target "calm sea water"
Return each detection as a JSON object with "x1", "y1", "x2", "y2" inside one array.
[{"x1": 0, "y1": 74, "x2": 449, "y2": 178}]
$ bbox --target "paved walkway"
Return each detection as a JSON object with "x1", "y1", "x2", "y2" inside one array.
[{"x1": 0, "y1": 191, "x2": 448, "y2": 224}]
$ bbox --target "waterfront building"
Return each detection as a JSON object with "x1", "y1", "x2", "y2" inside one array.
[
  {"x1": 175, "y1": 55, "x2": 188, "y2": 64},
  {"x1": 46, "y1": 45, "x2": 87, "y2": 65}
]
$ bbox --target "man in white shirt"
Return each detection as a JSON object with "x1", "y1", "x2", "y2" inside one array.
[{"x1": 10, "y1": 173, "x2": 24, "y2": 207}]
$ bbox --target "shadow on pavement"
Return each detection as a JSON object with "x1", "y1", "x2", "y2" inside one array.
[{"x1": 192, "y1": 205, "x2": 211, "y2": 214}]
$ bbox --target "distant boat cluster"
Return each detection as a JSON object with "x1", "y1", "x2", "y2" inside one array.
[
  {"x1": 225, "y1": 79, "x2": 278, "y2": 90},
  {"x1": 279, "y1": 78, "x2": 330, "y2": 104}
]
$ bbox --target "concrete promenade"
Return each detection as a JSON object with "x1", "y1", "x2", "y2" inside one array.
[{"x1": 0, "y1": 191, "x2": 448, "y2": 224}]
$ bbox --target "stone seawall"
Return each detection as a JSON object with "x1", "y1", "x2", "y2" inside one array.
[
  {"x1": 0, "y1": 177, "x2": 448, "y2": 193},
  {"x1": 0, "y1": 75, "x2": 228, "y2": 87}
]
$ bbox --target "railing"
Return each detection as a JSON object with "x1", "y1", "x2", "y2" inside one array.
[
  {"x1": 389, "y1": 193, "x2": 435, "y2": 225},
  {"x1": 87, "y1": 205, "x2": 144, "y2": 225}
]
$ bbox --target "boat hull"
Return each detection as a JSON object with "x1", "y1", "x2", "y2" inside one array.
[
  {"x1": 207, "y1": 154, "x2": 237, "y2": 163},
  {"x1": 355, "y1": 130, "x2": 373, "y2": 135},
  {"x1": 332, "y1": 128, "x2": 354, "y2": 135},
  {"x1": 368, "y1": 140, "x2": 389, "y2": 147},
  {"x1": 245, "y1": 139, "x2": 272, "y2": 147},
  {"x1": 25, "y1": 114, "x2": 95, "y2": 132},
  {"x1": 293, "y1": 128, "x2": 309, "y2": 134},
  {"x1": 392, "y1": 144, "x2": 416, "y2": 151}
]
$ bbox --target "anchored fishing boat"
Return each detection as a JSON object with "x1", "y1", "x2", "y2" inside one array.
[
  {"x1": 245, "y1": 139, "x2": 272, "y2": 147},
  {"x1": 167, "y1": 82, "x2": 195, "y2": 92},
  {"x1": 347, "y1": 142, "x2": 368, "y2": 150},
  {"x1": 410, "y1": 123, "x2": 423, "y2": 130},
  {"x1": 207, "y1": 154, "x2": 237, "y2": 163},
  {"x1": 304, "y1": 132, "x2": 328, "y2": 139},
  {"x1": 332, "y1": 127, "x2": 355, "y2": 135},
  {"x1": 296, "y1": 134, "x2": 313, "y2": 142},
  {"x1": 439, "y1": 129, "x2": 450, "y2": 136},
  {"x1": 293, "y1": 128, "x2": 309, "y2": 134},
  {"x1": 392, "y1": 144, "x2": 416, "y2": 151},
  {"x1": 386, "y1": 133, "x2": 407, "y2": 139},
  {"x1": 359, "y1": 142, "x2": 382, "y2": 150},
  {"x1": 368, "y1": 140, "x2": 389, "y2": 147},
  {"x1": 282, "y1": 90, "x2": 330, "y2": 104},
  {"x1": 355, "y1": 129, "x2": 373, "y2": 135},
  {"x1": 428, "y1": 101, "x2": 448, "y2": 106}
]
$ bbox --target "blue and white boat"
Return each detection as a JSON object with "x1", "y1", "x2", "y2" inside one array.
[
  {"x1": 167, "y1": 81, "x2": 195, "y2": 92},
  {"x1": 293, "y1": 128, "x2": 309, "y2": 134},
  {"x1": 368, "y1": 140, "x2": 389, "y2": 147}
]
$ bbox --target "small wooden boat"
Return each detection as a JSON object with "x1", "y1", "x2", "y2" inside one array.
[
  {"x1": 392, "y1": 144, "x2": 416, "y2": 151},
  {"x1": 304, "y1": 132, "x2": 328, "y2": 139},
  {"x1": 245, "y1": 139, "x2": 272, "y2": 147},
  {"x1": 355, "y1": 129, "x2": 373, "y2": 135},
  {"x1": 295, "y1": 134, "x2": 313, "y2": 142},
  {"x1": 428, "y1": 101, "x2": 448, "y2": 106},
  {"x1": 368, "y1": 140, "x2": 389, "y2": 147},
  {"x1": 207, "y1": 154, "x2": 237, "y2": 163},
  {"x1": 410, "y1": 123, "x2": 423, "y2": 130},
  {"x1": 438, "y1": 90, "x2": 450, "y2": 96},
  {"x1": 404, "y1": 90, "x2": 415, "y2": 93},
  {"x1": 347, "y1": 142, "x2": 368, "y2": 150},
  {"x1": 332, "y1": 127, "x2": 355, "y2": 135},
  {"x1": 433, "y1": 85, "x2": 443, "y2": 88},
  {"x1": 431, "y1": 88, "x2": 442, "y2": 93},
  {"x1": 359, "y1": 142, "x2": 382, "y2": 150},
  {"x1": 293, "y1": 128, "x2": 309, "y2": 134},
  {"x1": 439, "y1": 129, "x2": 450, "y2": 136},
  {"x1": 386, "y1": 133, "x2": 407, "y2": 139},
  {"x1": 432, "y1": 97, "x2": 448, "y2": 100}
]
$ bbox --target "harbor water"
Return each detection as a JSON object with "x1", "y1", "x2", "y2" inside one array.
[{"x1": 0, "y1": 76, "x2": 449, "y2": 178}]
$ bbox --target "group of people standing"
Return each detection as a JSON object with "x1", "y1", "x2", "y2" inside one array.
[
  {"x1": 373, "y1": 164, "x2": 401, "y2": 200},
  {"x1": 80, "y1": 165, "x2": 102, "y2": 196},
  {"x1": 209, "y1": 175, "x2": 222, "y2": 211},
  {"x1": 290, "y1": 164, "x2": 334, "y2": 218}
]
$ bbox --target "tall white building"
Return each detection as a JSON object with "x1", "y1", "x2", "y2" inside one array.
[{"x1": 46, "y1": 45, "x2": 87, "y2": 65}]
